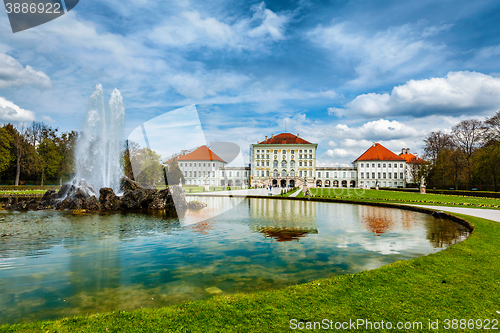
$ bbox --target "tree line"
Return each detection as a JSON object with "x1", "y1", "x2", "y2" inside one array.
[
  {"x1": 0, "y1": 122, "x2": 77, "y2": 186},
  {"x1": 423, "y1": 110, "x2": 500, "y2": 191}
]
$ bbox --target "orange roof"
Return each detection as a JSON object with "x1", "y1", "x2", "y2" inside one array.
[
  {"x1": 400, "y1": 153, "x2": 426, "y2": 164},
  {"x1": 258, "y1": 133, "x2": 312, "y2": 144},
  {"x1": 354, "y1": 143, "x2": 406, "y2": 162},
  {"x1": 176, "y1": 145, "x2": 225, "y2": 162}
]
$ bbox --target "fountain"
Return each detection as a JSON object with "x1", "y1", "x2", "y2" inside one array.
[
  {"x1": 5, "y1": 84, "x2": 189, "y2": 213},
  {"x1": 73, "y1": 84, "x2": 125, "y2": 197}
]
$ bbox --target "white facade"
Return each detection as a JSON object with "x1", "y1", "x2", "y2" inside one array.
[
  {"x1": 315, "y1": 167, "x2": 357, "y2": 187},
  {"x1": 178, "y1": 160, "x2": 227, "y2": 186},
  {"x1": 353, "y1": 160, "x2": 406, "y2": 188}
]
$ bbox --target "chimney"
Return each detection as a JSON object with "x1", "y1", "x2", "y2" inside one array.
[
  {"x1": 265, "y1": 136, "x2": 267, "y2": 140},
  {"x1": 297, "y1": 133, "x2": 299, "y2": 137},
  {"x1": 401, "y1": 148, "x2": 405, "y2": 154},
  {"x1": 271, "y1": 134, "x2": 274, "y2": 138},
  {"x1": 406, "y1": 148, "x2": 410, "y2": 154}
]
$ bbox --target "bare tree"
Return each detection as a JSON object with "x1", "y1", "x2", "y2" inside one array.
[
  {"x1": 423, "y1": 131, "x2": 453, "y2": 164},
  {"x1": 484, "y1": 110, "x2": 500, "y2": 141},
  {"x1": 451, "y1": 119, "x2": 484, "y2": 189}
]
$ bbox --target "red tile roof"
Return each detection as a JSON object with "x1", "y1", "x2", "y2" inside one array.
[
  {"x1": 258, "y1": 133, "x2": 312, "y2": 144},
  {"x1": 354, "y1": 143, "x2": 406, "y2": 162},
  {"x1": 400, "y1": 153, "x2": 426, "y2": 164},
  {"x1": 176, "y1": 145, "x2": 226, "y2": 162}
]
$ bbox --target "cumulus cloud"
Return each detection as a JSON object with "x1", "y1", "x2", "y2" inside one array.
[
  {"x1": 0, "y1": 97, "x2": 36, "y2": 122},
  {"x1": 332, "y1": 71, "x2": 500, "y2": 118},
  {"x1": 149, "y1": 2, "x2": 290, "y2": 50},
  {"x1": 0, "y1": 53, "x2": 52, "y2": 89},
  {"x1": 308, "y1": 22, "x2": 447, "y2": 86},
  {"x1": 333, "y1": 119, "x2": 424, "y2": 140}
]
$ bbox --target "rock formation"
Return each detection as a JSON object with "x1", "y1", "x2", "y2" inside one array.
[{"x1": 5, "y1": 178, "x2": 189, "y2": 213}]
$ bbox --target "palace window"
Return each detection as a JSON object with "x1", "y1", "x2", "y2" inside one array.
[
  {"x1": 266, "y1": 170, "x2": 269, "y2": 176},
  {"x1": 299, "y1": 161, "x2": 302, "y2": 166},
  {"x1": 378, "y1": 163, "x2": 380, "y2": 168},
  {"x1": 261, "y1": 171, "x2": 264, "y2": 177},
  {"x1": 361, "y1": 163, "x2": 364, "y2": 168},
  {"x1": 273, "y1": 160, "x2": 278, "y2": 168},
  {"x1": 237, "y1": 172, "x2": 240, "y2": 177},
  {"x1": 229, "y1": 172, "x2": 232, "y2": 177},
  {"x1": 299, "y1": 171, "x2": 302, "y2": 177},
  {"x1": 290, "y1": 160, "x2": 295, "y2": 168},
  {"x1": 257, "y1": 150, "x2": 260, "y2": 153},
  {"x1": 388, "y1": 163, "x2": 391, "y2": 168},
  {"x1": 334, "y1": 172, "x2": 337, "y2": 177},
  {"x1": 351, "y1": 172, "x2": 355, "y2": 178},
  {"x1": 194, "y1": 171, "x2": 197, "y2": 177},
  {"x1": 274, "y1": 150, "x2": 278, "y2": 154},
  {"x1": 299, "y1": 154, "x2": 302, "y2": 159},
  {"x1": 388, "y1": 173, "x2": 391, "y2": 179},
  {"x1": 372, "y1": 172, "x2": 375, "y2": 178},
  {"x1": 383, "y1": 163, "x2": 386, "y2": 168},
  {"x1": 299, "y1": 150, "x2": 302, "y2": 153},
  {"x1": 326, "y1": 172, "x2": 329, "y2": 178},
  {"x1": 190, "y1": 163, "x2": 192, "y2": 167},
  {"x1": 343, "y1": 172, "x2": 346, "y2": 178},
  {"x1": 203, "y1": 171, "x2": 206, "y2": 177},
  {"x1": 189, "y1": 171, "x2": 192, "y2": 177},
  {"x1": 266, "y1": 161, "x2": 269, "y2": 166},
  {"x1": 309, "y1": 154, "x2": 312, "y2": 158},
  {"x1": 273, "y1": 170, "x2": 278, "y2": 177},
  {"x1": 383, "y1": 173, "x2": 386, "y2": 178},
  {"x1": 400, "y1": 164, "x2": 404, "y2": 168},
  {"x1": 309, "y1": 161, "x2": 312, "y2": 166},
  {"x1": 318, "y1": 172, "x2": 321, "y2": 178},
  {"x1": 291, "y1": 150, "x2": 295, "y2": 154},
  {"x1": 266, "y1": 155, "x2": 269, "y2": 159},
  {"x1": 222, "y1": 171, "x2": 225, "y2": 177},
  {"x1": 394, "y1": 173, "x2": 397, "y2": 179},
  {"x1": 361, "y1": 172, "x2": 364, "y2": 178},
  {"x1": 309, "y1": 150, "x2": 312, "y2": 153},
  {"x1": 366, "y1": 173, "x2": 369, "y2": 179},
  {"x1": 291, "y1": 170, "x2": 295, "y2": 177},
  {"x1": 372, "y1": 163, "x2": 375, "y2": 167},
  {"x1": 281, "y1": 160, "x2": 287, "y2": 168},
  {"x1": 378, "y1": 172, "x2": 381, "y2": 178},
  {"x1": 213, "y1": 163, "x2": 215, "y2": 167},
  {"x1": 281, "y1": 169, "x2": 287, "y2": 177},
  {"x1": 257, "y1": 161, "x2": 260, "y2": 166},
  {"x1": 212, "y1": 171, "x2": 215, "y2": 177},
  {"x1": 400, "y1": 173, "x2": 404, "y2": 179}
]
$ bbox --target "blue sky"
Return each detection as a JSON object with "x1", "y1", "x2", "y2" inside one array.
[{"x1": 0, "y1": 0, "x2": 499, "y2": 166}]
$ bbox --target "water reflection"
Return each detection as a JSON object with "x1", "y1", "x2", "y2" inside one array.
[{"x1": 0, "y1": 198, "x2": 469, "y2": 324}]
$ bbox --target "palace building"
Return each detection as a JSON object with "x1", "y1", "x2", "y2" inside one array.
[{"x1": 169, "y1": 133, "x2": 424, "y2": 189}]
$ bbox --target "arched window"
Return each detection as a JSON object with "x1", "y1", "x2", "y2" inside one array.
[
  {"x1": 290, "y1": 170, "x2": 295, "y2": 177},
  {"x1": 281, "y1": 160, "x2": 287, "y2": 168},
  {"x1": 273, "y1": 160, "x2": 278, "y2": 168},
  {"x1": 290, "y1": 160, "x2": 295, "y2": 168},
  {"x1": 273, "y1": 169, "x2": 278, "y2": 177},
  {"x1": 281, "y1": 169, "x2": 287, "y2": 177}
]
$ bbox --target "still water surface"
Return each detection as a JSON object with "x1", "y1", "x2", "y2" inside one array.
[{"x1": 0, "y1": 197, "x2": 469, "y2": 324}]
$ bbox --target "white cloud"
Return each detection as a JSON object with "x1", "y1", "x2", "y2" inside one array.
[
  {"x1": 0, "y1": 53, "x2": 52, "y2": 89},
  {"x1": 41, "y1": 115, "x2": 55, "y2": 123},
  {"x1": 333, "y1": 71, "x2": 500, "y2": 118},
  {"x1": 0, "y1": 97, "x2": 36, "y2": 122},
  {"x1": 332, "y1": 119, "x2": 424, "y2": 140},
  {"x1": 149, "y1": 2, "x2": 290, "y2": 50},
  {"x1": 308, "y1": 22, "x2": 447, "y2": 86}
]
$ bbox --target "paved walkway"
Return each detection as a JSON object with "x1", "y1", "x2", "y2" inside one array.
[
  {"x1": 406, "y1": 204, "x2": 500, "y2": 223},
  {"x1": 289, "y1": 188, "x2": 302, "y2": 197},
  {"x1": 186, "y1": 188, "x2": 282, "y2": 197}
]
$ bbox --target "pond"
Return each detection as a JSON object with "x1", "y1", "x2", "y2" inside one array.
[{"x1": 0, "y1": 197, "x2": 469, "y2": 324}]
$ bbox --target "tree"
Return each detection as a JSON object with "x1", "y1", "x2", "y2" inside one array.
[
  {"x1": 132, "y1": 147, "x2": 164, "y2": 186},
  {"x1": 0, "y1": 126, "x2": 14, "y2": 180},
  {"x1": 451, "y1": 119, "x2": 484, "y2": 189},
  {"x1": 423, "y1": 131, "x2": 453, "y2": 165},
  {"x1": 474, "y1": 140, "x2": 500, "y2": 191},
  {"x1": 56, "y1": 131, "x2": 78, "y2": 185},
  {"x1": 38, "y1": 138, "x2": 62, "y2": 186},
  {"x1": 484, "y1": 110, "x2": 500, "y2": 141},
  {"x1": 165, "y1": 158, "x2": 184, "y2": 185}
]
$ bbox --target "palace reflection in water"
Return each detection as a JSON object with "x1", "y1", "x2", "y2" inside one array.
[{"x1": 0, "y1": 198, "x2": 469, "y2": 324}]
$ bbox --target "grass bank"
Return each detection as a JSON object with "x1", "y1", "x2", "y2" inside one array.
[
  {"x1": 1, "y1": 206, "x2": 499, "y2": 332},
  {"x1": 299, "y1": 188, "x2": 500, "y2": 209}
]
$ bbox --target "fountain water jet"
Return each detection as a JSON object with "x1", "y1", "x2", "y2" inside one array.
[{"x1": 73, "y1": 84, "x2": 125, "y2": 197}]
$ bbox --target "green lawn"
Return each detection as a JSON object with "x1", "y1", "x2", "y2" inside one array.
[
  {"x1": 298, "y1": 188, "x2": 500, "y2": 209},
  {"x1": 1, "y1": 211, "x2": 499, "y2": 332}
]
